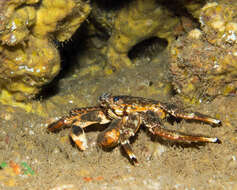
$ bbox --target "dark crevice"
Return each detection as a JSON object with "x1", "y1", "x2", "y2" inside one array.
[
  {"x1": 36, "y1": 24, "x2": 89, "y2": 100},
  {"x1": 92, "y1": 0, "x2": 134, "y2": 11},
  {"x1": 158, "y1": 0, "x2": 202, "y2": 29},
  {"x1": 37, "y1": 0, "x2": 200, "y2": 100},
  {"x1": 128, "y1": 37, "x2": 168, "y2": 60}
]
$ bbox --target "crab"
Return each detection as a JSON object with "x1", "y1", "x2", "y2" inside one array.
[{"x1": 47, "y1": 93, "x2": 221, "y2": 165}]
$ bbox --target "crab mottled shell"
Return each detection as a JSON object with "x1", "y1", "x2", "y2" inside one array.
[{"x1": 47, "y1": 94, "x2": 221, "y2": 165}]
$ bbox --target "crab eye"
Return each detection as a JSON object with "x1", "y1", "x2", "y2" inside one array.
[{"x1": 113, "y1": 96, "x2": 119, "y2": 102}]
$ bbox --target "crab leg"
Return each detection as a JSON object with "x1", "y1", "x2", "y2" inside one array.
[
  {"x1": 120, "y1": 114, "x2": 142, "y2": 165},
  {"x1": 47, "y1": 107, "x2": 110, "y2": 132},
  {"x1": 121, "y1": 142, "x2": 139, "y2": 165},
  {"x1": 47, "y1": 118, "x2": 66, "y2": 132},
  {"x1": 47, "y1": 107, "x2": 111, "y2": 150},
  {"x1": 97, "y1": 114, "x2": 141, "y2": 165},
  {"x1": 97, "y1": 119, "x2": 139, "y2": 164},
  {"x1": 142, "y1": 112, "x2": 221, "y2": 143},
  {"x1": 150, "y1": 126, "x2": 221, "y2": 143},
  {"x1": 160, "y1": 103, "x2": 221, "y2": 126}
]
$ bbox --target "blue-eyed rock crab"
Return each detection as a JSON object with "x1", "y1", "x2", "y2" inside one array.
[{"x1": 47, "y1": 93, "x2": 221, "y2": 165}]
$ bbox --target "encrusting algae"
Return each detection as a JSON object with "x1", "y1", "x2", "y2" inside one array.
[
  {"x1": 1, "y1": 0, "x2": 236, "y2": 114},
  {"x1": 169, "y1": 0, "x2": 237, "y2": 103},
  {"x1": 106, "y1": 0, "x2": 180, "y2": 70},
  {"x1": 0, "y1": 0, "x2": 91, "y2": 112}
]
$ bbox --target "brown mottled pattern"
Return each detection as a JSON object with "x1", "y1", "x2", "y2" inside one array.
[
  {"x1": 48, "y1": 94, "x2": 221, "y2": 165},
  {"x1": 65, "y1": 107, "x2": 107, "y2": 126},
  {"x1": 109, "y1": 95, "x2": 167, "y2": 119},
  {"x1": 69, "y1": 106, "x2": 102, "y2": 116}
]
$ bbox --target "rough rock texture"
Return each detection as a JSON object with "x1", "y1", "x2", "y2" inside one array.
[
  {"x1": 105, "y1": 0, "x2": 181, "y2": 69},
  {"x1": 169, "y1": 0, "x2": 237, "y2": 103},
  {"x1": 0, "y1": 0, "x2": 91, "y2": 102},
  {"x1": 0, "y1": 36, "x2": 60, "y2": 101},
  {"x1": 33, "y1": 0, "x2": 91, "y2": 42}
]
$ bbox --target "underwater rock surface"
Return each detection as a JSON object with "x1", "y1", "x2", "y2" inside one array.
[
  {"x1": 169, "y1": 0, "x2": 237, "y2": 103},
  {"x1": 0, "y1": 0, "x2": 91, "y2": 102}
]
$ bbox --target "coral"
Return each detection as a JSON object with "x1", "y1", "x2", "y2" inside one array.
[
  {"x1": 33, "y1": 0, "x2": 91, "y2": 41},
  {"x1": 0, "y1": 36, "x2": 60, "y2": 101},
  {"x1": 32, "y1": 0, "x2": 76, "y2": 38},
  {"x1": 106, "y1": 0, "x2": 180, "y2": 69},
  {"x1": 0, "y1": 0, "x2": 90, "y2": 103},
  {"x1": 181, "y1": 0, "x2": 206, "y2": 19},
  {"x1": 54, "y1": 1, "x2": 91, "y2": 42},
  {"x1": 0, "y1": 1, "x2": 38, "y2": 46},
  {"x1": 169, "y1": 0, "x2": 237, "y2": 103},
  {"x1": 89, "y1": 1, "x2": 117, "y2": 38},
  {"x1": 199, "y1": 1, "x2": 237, "y2": 46}
]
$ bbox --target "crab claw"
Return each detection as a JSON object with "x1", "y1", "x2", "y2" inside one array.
[{"x1": 70, "y1": 126, "x2": 88, "y2": 151}]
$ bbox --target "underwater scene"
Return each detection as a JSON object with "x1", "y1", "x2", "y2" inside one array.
[{"x1": 0, "y1": 0, "x2": 237, "y2": 189}]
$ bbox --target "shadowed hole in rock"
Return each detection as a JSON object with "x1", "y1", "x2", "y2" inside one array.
[{"x1": 128, "y1": 37, "x2": 168, "y2": 61}]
